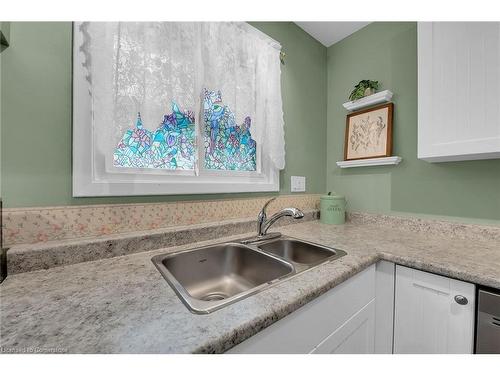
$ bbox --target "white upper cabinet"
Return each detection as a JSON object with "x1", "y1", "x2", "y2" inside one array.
[{"x1": 418, "y1": 22, "x2": 500, "y2": 162}]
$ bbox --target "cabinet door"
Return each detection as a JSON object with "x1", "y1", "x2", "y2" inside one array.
[
  {"x1": 418, "y1": 22, "x2": 500, "y2": 162},
  {"x1": 227, "y1": 265, "x2": 376, "y2": 354},
  {"x1": 310, "y1": 299, "x2": 375, "y2": 354},
  {"x1": 394, "y1": 265, "x2": 475, "y2": 353}
]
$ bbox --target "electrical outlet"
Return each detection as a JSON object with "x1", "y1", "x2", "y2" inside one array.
[{"x1": 291, "y1": 176, "x2": 306, "y2": 192}]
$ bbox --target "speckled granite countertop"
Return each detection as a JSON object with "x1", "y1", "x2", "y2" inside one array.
[{"x1": 1, "y1": 220, "x2": 499, "y2": 353}]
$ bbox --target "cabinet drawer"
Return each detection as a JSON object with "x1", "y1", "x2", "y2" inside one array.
[{"x1": 228, "y1": 264, "x2": 376, "y2": 354}]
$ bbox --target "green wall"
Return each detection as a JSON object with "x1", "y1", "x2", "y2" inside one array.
[
  {"x1": 3, "y1": 21, "x2": 500, "y2": 223},
  {"x1": 327, "y1": 22, "x2": 500, "y2": 222},
  {"x1": 0, "y1": 22, "x2": 327, "y2": 208}
]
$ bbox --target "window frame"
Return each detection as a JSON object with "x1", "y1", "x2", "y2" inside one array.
[{"x1": 72, "y1": 23, "x2": 280, "y2": 197}]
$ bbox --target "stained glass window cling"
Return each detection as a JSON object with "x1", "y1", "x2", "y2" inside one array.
[
  {"x1": 203, "y1": 89, "x2": 257, "y2": 171},
  {"x1": 113, "y1": 102, "x2": 196, "y2": 170},
  {"x1": 113, "y1": 90, "x2": 258, "y2": 172}
]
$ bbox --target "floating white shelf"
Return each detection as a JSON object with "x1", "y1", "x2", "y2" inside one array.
[
  {"x1": 336, "y1": 156, "x2": 402, "y2": 168},
  {"x1": 343, "y1": 90, "x2": 393, "y2": 111}
]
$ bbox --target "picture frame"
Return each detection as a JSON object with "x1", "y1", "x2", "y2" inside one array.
[{"x1": 344, "y1": 102, "x2": 393, "y2": 161}]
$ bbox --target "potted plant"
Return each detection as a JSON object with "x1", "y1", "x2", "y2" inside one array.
[{"x1": 348, "y1": 80, "x2": 380, "y2": 101}]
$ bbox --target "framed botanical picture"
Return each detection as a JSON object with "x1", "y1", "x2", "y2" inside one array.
[{"x1": 344, "y1": 103, "x2": 393, "y2": 161}]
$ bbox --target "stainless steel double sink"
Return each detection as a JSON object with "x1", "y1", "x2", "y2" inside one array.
[{"x1": 152, "y1": 236, "x2": 346, "y2": 314}]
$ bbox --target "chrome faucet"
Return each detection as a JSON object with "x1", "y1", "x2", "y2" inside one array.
[
  {"x1": 257, "y1": 197, "x2": 304, "y2": 236},
  {"x1": 240, "y1": 198, "x2": 305, "y2": 244}
]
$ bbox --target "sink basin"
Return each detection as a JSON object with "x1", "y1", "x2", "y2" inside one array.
[
  {"x1": 152, "y1": 243, "x2": 294, "y2": 314},
  {"x1": 153, "y1": 236, "x2": 347, "y2": 314},
  {"x1": 258, "y1": 238, "x2": 346, "y2": 265}
]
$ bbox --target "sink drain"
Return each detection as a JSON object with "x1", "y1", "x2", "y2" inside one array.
[{"x1": 201, "y1": 292, "x2": 228, "y2": 301}]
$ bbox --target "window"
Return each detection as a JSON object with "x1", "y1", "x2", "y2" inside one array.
[{"x1": 73, "y1": 22, "x2": 284, "y2": 196}]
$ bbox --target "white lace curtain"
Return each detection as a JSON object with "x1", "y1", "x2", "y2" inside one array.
[{"x1": 80, "y1": 22, "x2": 285, "y2": 171}]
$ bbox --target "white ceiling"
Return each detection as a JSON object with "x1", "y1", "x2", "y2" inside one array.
[{"x1": 294, "y1": 22, "x2": 371, "y2": 47}]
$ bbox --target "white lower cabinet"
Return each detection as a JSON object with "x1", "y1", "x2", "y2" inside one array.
[
  {"x1": 393, "y1": 265, "x2": 476, "y2": 354},
  {"x1": 310, "y1": 299, "x2": 375, "y2": 353},
  {"x1": 228, "y1": 261, "x2": 476, "y2": 354},
  {"x1": 228, "y1": 264, "x2": 377, "y2": 354}
]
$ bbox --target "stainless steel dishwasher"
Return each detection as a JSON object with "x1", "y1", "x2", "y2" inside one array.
[{"x1": 476, "y1": 288, "x2": 500, "y2": 353}]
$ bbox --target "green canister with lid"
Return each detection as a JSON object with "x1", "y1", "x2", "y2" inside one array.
[{"x1": 320, "y1": 192, "x2": 346, "y2": 224}]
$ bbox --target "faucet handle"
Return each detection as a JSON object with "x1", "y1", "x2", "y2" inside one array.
[
  {"x1": 259, "y1": 197, "x2": 277, "y2": 218},
  {"x1": 257, "y1": 197, "x2": 277, "y2": 235}
]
